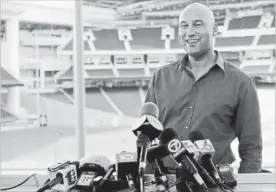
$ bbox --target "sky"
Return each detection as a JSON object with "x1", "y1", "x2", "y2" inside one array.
[{"x1": 9, "y1": 0, "x2": 75, "y2": 10}]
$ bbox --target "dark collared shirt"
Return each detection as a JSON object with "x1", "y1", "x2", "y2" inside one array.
[{"x1": 145, "y1": 51, "x2": 262, "y2": 173}]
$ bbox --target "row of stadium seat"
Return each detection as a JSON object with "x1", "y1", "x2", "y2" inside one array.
[
  {"x1": 228, "y1": 15, "x2": 263, "y2": 30},
  {"x1": 60, "y1": 31, "x2": 274, "y2": 51}
]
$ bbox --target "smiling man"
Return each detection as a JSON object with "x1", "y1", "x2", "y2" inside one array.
[{"x1": 145, "y1": 3, "x2": 262, "y2": 173}]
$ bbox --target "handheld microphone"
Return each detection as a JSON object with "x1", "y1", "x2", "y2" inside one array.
[
  {"x1": 37, "y1": 160, "x2": 78, "y2": 192},
  {"x1": 159, "y1": 128, "x2": 208, "y2": 191},
  {"x1": 189, "y1": 131, "x2": 222, "y2": 185},
  {"x1": 76, "y1": 155, "x2": 111, "y2": 190}
]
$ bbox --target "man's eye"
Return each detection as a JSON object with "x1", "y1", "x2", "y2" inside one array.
[
  {"x1": 195, "y1": 23, "x2": 202, "y2": 27},
  {"x1": 181, "y1": 24, "x2": 188, "y2": 28}
]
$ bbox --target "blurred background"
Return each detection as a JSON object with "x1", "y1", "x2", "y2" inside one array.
[{"x1": 0, "y1": 0, "x2": 275, "y2": 174}]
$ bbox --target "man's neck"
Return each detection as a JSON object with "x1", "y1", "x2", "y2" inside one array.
[{"x1": 188, "y1": 50, "x2": 215, "y2": 70}]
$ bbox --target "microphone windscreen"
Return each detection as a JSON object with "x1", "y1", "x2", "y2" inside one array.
[
  {"x1": 188, "y1": 131, "x2": 206, "y2": 142},
  {"x1": 79, "y1": 155, "x2": 112, "y2": 173},
  {"x1": 159, "y1": 128, "x2": 178, "y2": 144},
  {"x1": 147, "y1": 144, "x2": 169, "y2": 162},
  {"x1": 132, "y1": 102, "x2": 163, "y2": 140},
  {"x1": 139, "y1": 102, "x2": 159, "y2": 118}
]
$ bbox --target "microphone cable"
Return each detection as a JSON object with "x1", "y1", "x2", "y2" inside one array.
[
  {"x1": 0, "y1": 173, "x2": 39, "y2": 191},
  {"x1": 219, "y1": 183, "x2": 234, "y2": 192},
  {"x1": 144, "y1": 178, "x2": 234, "y2": 192}
]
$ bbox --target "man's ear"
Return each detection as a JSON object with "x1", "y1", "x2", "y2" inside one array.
[{"x1": 212, "y1": 23, "x2": 218, "y2": 36}]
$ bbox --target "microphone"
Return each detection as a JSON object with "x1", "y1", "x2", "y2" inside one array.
[
  {"x1": 116, "y1": 151, "x2": 139, "y2": 192},
  {"x1": 136, "y1": 133, "x2": 151, "y2": 174},
  {"x1": 93, "y1": 167, "x2": 130, "y2": 192},
  {"x1": 76, "y1": 155, "x2": 111, "y2": 190},
  {"x1": 182, "y1": 140, "x2": 216, "y2": 187},
  {"x1": 132, "y1": 102, "x2": 164, "y2": 192},
  {"x1": 37, "y1": 160, "x2": 78, "y2": 192},
  {"x1": 92, "y1": 164, "x2": 115, "y2": 188},
  {"x1": 147, "y1": 143, "x2": 170, "y2": 190},
  {"x1": 159, "y1": 128, "x2": 208, "y2": 191},
  {"x1": 132, "y1": 102, "x2": 163, "y2": 141},
  {"x1": 189, "y1": 131, "x2": 222, "y2": 185},
  {"x1": 136, "y1": 134, "x2": 149, "y2": 192},
  {"x1": 116, "y1": 151, "x2": 138, "y2": 183}
]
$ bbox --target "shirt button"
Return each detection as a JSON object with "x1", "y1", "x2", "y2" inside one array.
[
  {"x1": 189, "y1": 106, "x2": 193, "y2": 109},
  {"x1": 185, "y1": 126, "x2": 189, "y2": 129}
]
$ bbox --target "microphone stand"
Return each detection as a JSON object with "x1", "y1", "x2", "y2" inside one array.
[
  {"x1": 138, "y1": 174, "x2": 145, "y2": 192},
  {"x1": 175, "y1": 167, "x2": 194, "y2": 192},
  {"x1": 154, "y1": 158, "x2": 169, "y2": 190}
]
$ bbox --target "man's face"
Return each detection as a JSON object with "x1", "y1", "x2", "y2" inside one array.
[{"x1": 179, "y1": 7, "x2": 215, "y2": 58}]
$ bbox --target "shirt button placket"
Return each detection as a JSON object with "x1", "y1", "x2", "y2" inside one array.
[{"x1": 186, "y1": 86, "x2": 196, "y2": 130}]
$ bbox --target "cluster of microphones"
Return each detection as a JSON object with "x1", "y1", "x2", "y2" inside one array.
[{"x1": 36, "y1": 102, "x2": 237, "y2": 192}]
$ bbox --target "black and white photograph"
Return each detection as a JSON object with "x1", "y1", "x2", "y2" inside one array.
[{"x1": 0, "y1": 0, "x2": 275, "y2": 191}]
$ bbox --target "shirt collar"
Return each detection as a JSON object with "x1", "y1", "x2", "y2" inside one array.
[
  {"x1": 215, "y1": 50, "x2": 225, "y2": 71},
  {"x1": 177, "y1": 50, "x2": 225, "y2": 72}
]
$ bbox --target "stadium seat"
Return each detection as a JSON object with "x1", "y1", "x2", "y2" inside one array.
[
  {"x1": 130, "y1": 27, "x2": 164, "y2": 49},
  {"x1": 220, "y1": 52, "x2": 241, "y2": 67},
  {"x1": 215, "y1": 36, "x2": 254, "y2": 47},
  {"x1": 93, "y1": 29, "x2": 125, "y2": 50},
  {"x1": 228, "y1": 16, "x2": 262, "y2": 30},
  {"x1": 86, "y1": 69, "x2": 115, "y2": 78},
  {"x1": 242, "y1": 65, "x2": 271, "y2": 74},
  {"x1": 257, "y1": 35, "x2": 275, "y2": 45},
  {"x1": 117, "y1": 68, "x2": 145, "y2": 78}
]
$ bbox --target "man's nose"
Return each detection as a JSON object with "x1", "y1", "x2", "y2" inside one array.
[{"x1": 186, "y1": 26, "x2": 196, "y2": 37}]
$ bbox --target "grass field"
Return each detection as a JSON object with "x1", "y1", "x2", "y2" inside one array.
[{"x1": 1, "y1": 84, "x2": 275, "y2": 173}]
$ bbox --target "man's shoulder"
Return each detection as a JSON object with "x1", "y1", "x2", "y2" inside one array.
[
  {"x1": 224, "y1": 60, "x2": 255, "y2": 85},
  {"x1": 153, "y1": 61, "x2": 180, "y2": 76}
]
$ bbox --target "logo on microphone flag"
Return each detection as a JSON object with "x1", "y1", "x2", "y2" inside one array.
[
  {"x1": 182, "y1": 140, "x2": 200, "y2": 161},
  {"x1": 194, "y1": 139, "x2": 215, "y2": 158},
  {"x1": 168, "y1": 139, "x2": 182, "y2": 153}
]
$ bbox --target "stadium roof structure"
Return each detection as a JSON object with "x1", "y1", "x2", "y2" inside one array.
[
  {"x1": 1, "y1": 67, "x2": 23, "y2": 87},
  {"x1": 85, "y1": 0, "x2": 274, "y2": 18},
  {"x1": 1, "y1": 0, "x2": 116, "y2": 28},
  {"x1": 1, "y1": 0, "x2": 274, "y2": 29},
  {"x1": 85, "y1": 0, "x2": 272, "y2": 9}
]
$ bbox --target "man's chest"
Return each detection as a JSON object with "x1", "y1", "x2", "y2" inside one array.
[
  {"x1": 192, "y1": 69, "x2": 209, "y2": 81},
  {"x1": 154, "y1": 75, "x2": 238, "y2": 125}
]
